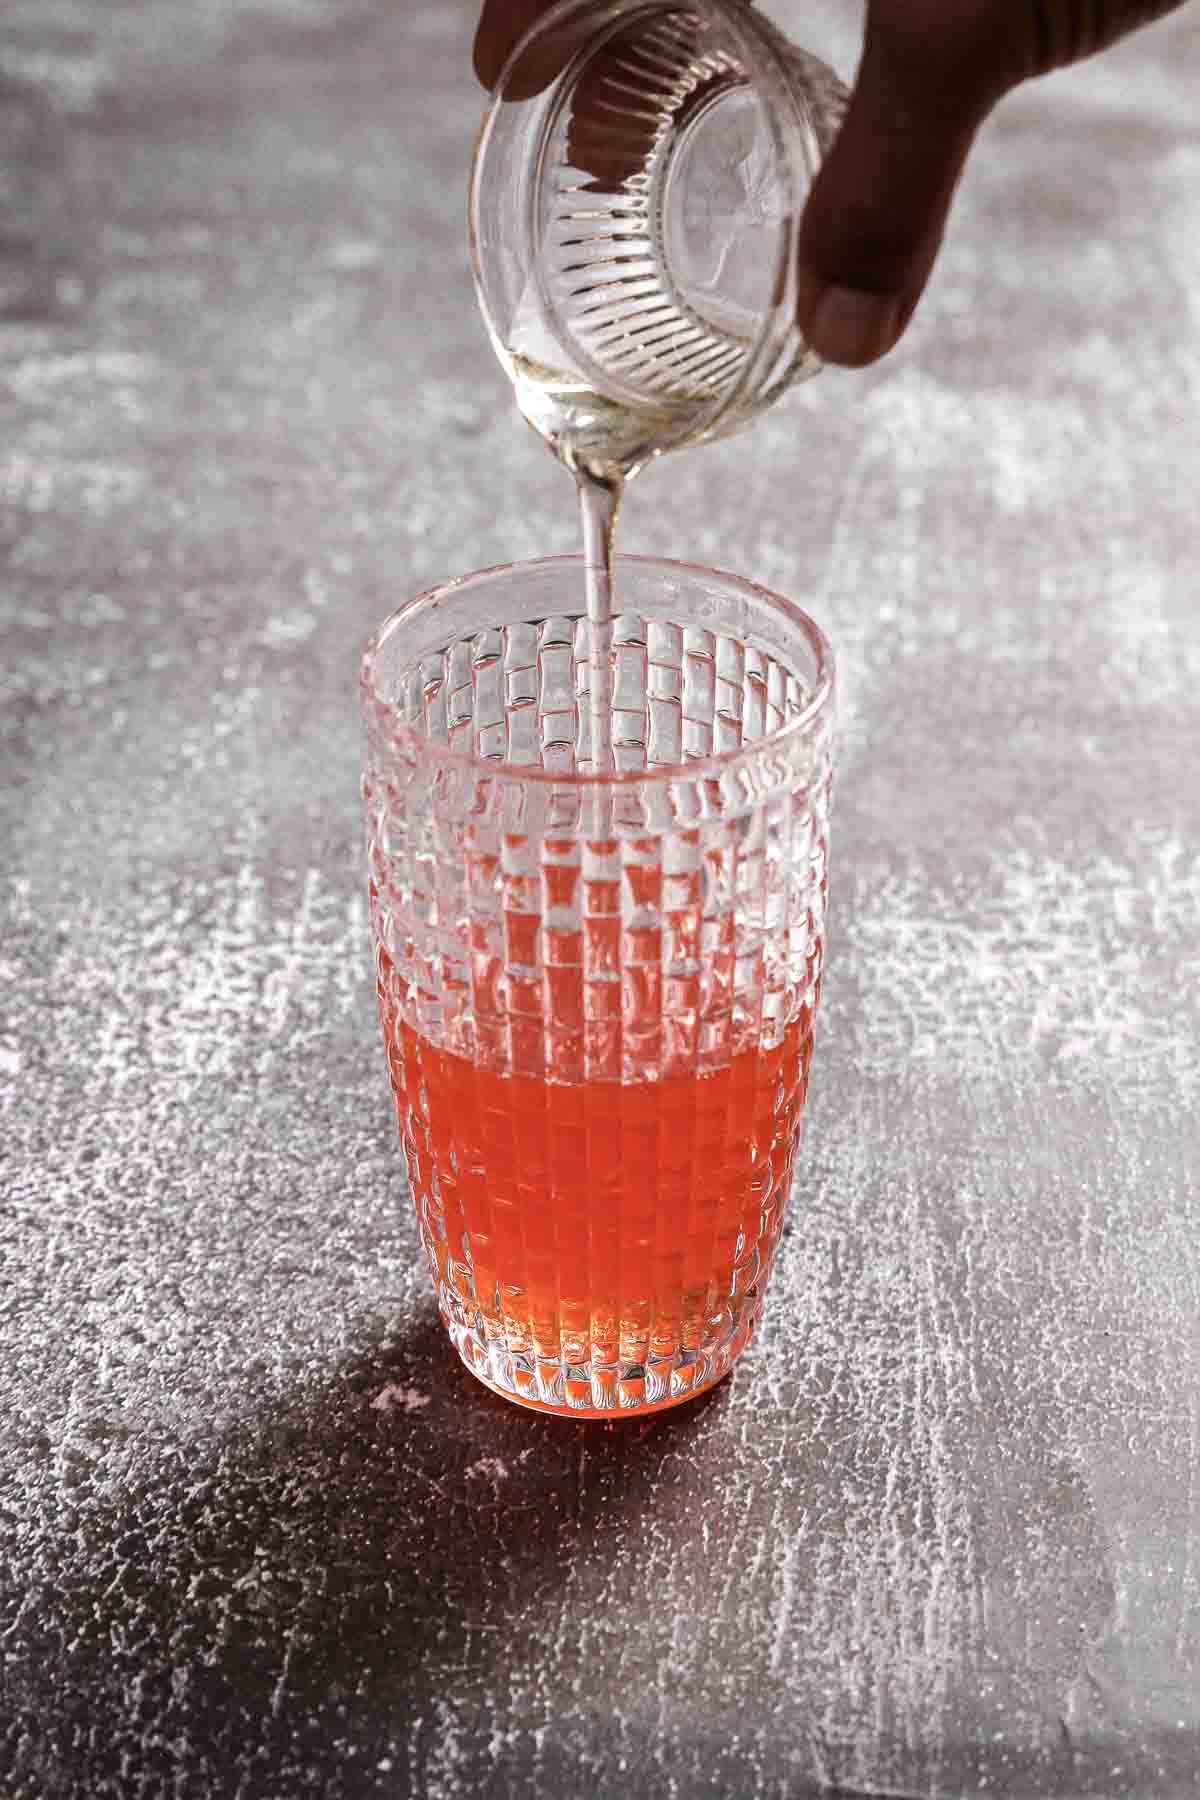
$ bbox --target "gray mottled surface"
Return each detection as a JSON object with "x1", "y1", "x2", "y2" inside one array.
[{"x1": 3, "y1": 2, "x2": 1199, "y2": 1795}]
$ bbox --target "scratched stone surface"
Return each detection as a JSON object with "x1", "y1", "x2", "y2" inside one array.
[{"x1": 3, "y1": 1, "x2": 1200, "y2": 1795}]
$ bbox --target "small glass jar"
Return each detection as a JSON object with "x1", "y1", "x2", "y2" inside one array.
[{"x1": 470, "y1": 0, "x2": 848, "y2": 472}]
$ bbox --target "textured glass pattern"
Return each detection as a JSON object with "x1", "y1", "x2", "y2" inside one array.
[{"x1": 362, "y1": 556, "x2": 834, "y2": 1416}]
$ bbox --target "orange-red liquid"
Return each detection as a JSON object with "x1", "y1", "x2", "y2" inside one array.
[{"x1": 385, "y1": 1014, "x2": 813, "y2": 1408}]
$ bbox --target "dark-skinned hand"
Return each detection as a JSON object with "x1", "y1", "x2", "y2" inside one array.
[{"x1": 474, "y1": 0, "x2": 1186, "y2": 366}]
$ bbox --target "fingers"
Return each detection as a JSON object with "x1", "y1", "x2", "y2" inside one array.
[
  {"x1": 474, "y1": 0, "x2": 583, "y2": 99},
  {"x1": 566, "y1": 22, "x2": 680, "y2": 189},
  {"x1": 795, "y1": 0, "x2": 1186, "y2": 367},
  {"x1": 476, "y1": 0, "x2": 1189, "y2": 366},
  {"x1": 1028, "y1": 0, "x2": 1186, "y2": 72},
  {"x1": 473, "y1": 3, "x2": 699, "y2": 189},
  {"x1": 796, "y1": 4, "x2": 1016, "y2": 367}
]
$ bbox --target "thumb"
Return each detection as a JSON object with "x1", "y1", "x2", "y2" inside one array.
[{"x1": 797, "y1": 9, "x2": 1011, "y2": 367}]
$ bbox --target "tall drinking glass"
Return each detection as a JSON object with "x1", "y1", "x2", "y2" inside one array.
[{"x1": 361, "y1": 555, "x2": 834, "y2": 1417}]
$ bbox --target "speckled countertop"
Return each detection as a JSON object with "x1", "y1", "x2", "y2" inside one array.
[{"x1": 3, "y1": 3, "x2": 1199, "y2": 1796}]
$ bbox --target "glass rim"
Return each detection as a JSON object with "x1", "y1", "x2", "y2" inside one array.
[{"x1": 359, "y1": 552, "x2": 835, "y2": 790}]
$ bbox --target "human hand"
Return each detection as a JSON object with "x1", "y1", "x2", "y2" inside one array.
[{"x1": 474, "y1": 0, "x2": 1186, "y2": 366}]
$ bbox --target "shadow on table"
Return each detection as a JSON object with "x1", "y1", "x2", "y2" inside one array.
[
  {"x1": 8, "y1": 1204, "x2": 1199, "y2": 1798},
  {"x1": 8, "y1": 1295, "x2": 1200, "y2": 1800},
  {"x1": 5, "y1": 1306, "x2": 729, "y2": 1795}
]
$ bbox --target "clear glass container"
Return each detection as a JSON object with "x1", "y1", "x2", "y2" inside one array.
[
  {"x1": 361, "y1": 554, "x2": 835, "y2": 1416},
  {"x1": 470, "y1": 0, "x2": 848, "y2": 474}
]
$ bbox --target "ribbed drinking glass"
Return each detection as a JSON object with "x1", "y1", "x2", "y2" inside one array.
[{"x1": 361, "y1": 554, "x2": 834, "y2": 1417}]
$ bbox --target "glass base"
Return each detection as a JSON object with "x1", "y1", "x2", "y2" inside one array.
[{"x1": 442, "y1": 1296, "x2": 761, "y2": 1419}]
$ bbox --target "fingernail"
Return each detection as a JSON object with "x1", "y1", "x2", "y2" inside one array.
[{"x1": 807, "y1": 284, "x2": 904, "y2": 368}]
